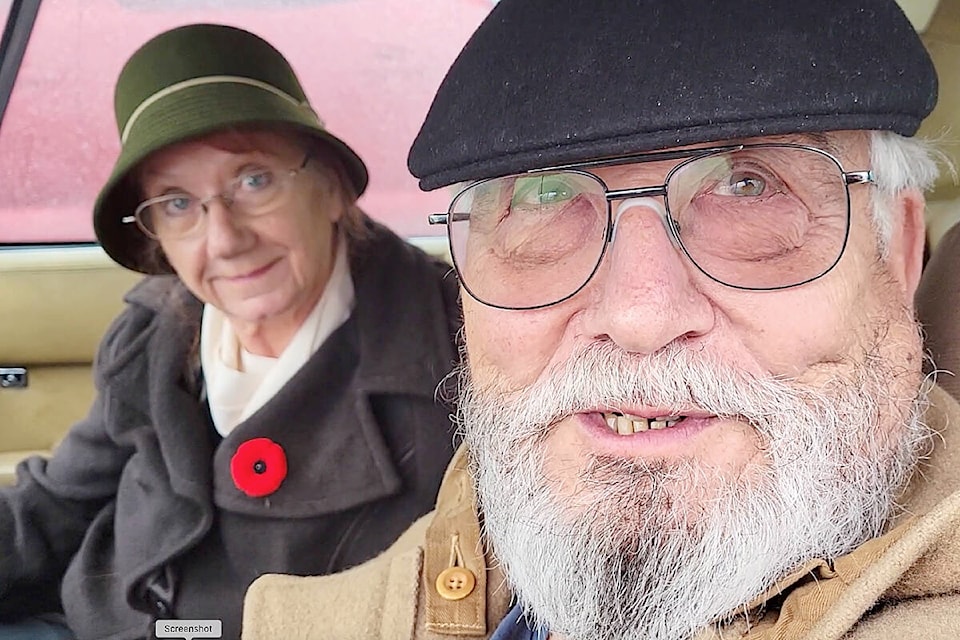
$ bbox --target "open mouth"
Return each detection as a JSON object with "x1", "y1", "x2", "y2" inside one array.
[{"x1": 602, "y1": 412, "x2": 685, "y2": 435}]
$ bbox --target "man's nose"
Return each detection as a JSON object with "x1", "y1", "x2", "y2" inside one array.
[{"x1": 581, "y1": 198, "x2": 715, "y2": 354}]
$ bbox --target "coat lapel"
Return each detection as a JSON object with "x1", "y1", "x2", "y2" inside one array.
[{"x1": 108, "y1": 275, "x2": 214, "y2": 505}]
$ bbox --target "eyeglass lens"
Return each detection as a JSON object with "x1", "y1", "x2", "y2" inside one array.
[
  {"x1": 136, "y1": 167, "x2": 293, "y2": 239},
  {"x1": 447, "y1": 146, "x2": 850, "y2": 309}
]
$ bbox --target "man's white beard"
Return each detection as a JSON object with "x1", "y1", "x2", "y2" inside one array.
[{"x1": 459, "y1": 340, "x2": 931, "y2": 640}]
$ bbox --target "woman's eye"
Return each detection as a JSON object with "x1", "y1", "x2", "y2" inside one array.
[
  {"x1": 162, "y1": 196, "x2": 194, "y2": 216},
  {"x1": 239, "y1": 170, "x2": 273, "y2": 190}
]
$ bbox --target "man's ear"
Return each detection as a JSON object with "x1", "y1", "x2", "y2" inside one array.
[{"x1": 885, "y1": 188, "x2": 927, "y2": 301}]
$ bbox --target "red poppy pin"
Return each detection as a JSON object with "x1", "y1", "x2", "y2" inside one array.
[{"x1": 230, "y1": 437, "x2": 288, "y2": 498}]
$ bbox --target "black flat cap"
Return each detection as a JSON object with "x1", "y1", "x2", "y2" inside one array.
[{"x1": 409, "y1": 0, "x2": 938, "y2": 190}]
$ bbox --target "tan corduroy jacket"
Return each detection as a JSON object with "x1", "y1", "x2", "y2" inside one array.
[{"x1": 243, "y1": 385, "x2": 960, "y2": 640}]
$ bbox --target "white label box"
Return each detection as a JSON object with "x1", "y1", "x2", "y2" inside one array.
[{"x1": 155, "y1": 619, "x2": 222, "y2": 639}]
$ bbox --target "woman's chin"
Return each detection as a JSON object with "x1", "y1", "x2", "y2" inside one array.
[{"x1": 221, "y1": 294, "x2": 297, "y2": 328}]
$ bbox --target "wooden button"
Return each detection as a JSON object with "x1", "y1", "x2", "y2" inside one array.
[{"x1": 435, "y1": 566, "x2": 476, "y2": 600}]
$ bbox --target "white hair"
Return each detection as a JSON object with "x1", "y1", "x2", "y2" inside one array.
[
  {"x1": 868, "y1": 131, "x2": 947, "y2": 255},
  {"x1": 460, "y1": 338, "x2": 931, "y2": 640}
]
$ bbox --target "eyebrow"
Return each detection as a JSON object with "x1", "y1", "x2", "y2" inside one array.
[
  {"x1": 140, "y1": 153, "x2": 281, "y2": 185},
  {"x1": 793, "y1": 132, "x2": 842, "y2": 158},
  {"x1": 718, "y1": 132, "x2": 843, "y2": 158}
]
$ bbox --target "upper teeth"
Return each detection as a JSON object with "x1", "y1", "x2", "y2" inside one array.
[{"x1": 603, "y1": 413, "x2": 682, "y2": 434}]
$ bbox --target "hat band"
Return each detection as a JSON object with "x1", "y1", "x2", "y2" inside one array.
[{"x1": 120, "y1": 75, "x2": 322, "y2": 144}]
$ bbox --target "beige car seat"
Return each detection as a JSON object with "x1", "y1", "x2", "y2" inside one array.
[{"x1": 918, "y1": 220, "x2": 960, "y2": 400}]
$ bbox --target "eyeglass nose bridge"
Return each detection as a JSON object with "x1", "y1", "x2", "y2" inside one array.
[
  {"x1": 197, "y1": 190, "x2": 237, "y2": 215},
  {"x1": 603, "y1": 185, "x2": 679, "y2": 245}
]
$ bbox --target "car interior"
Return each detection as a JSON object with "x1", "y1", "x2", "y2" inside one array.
[{"x1": 0, "y1": 0, "x2": 958, "y2": 486}]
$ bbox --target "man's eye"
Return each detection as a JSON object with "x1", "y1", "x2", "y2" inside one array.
[
  {"x1": 722, "y1": 173, "x2": 767, "y2": 197},
  {"x1": 239, "y1": 170, "x2": 274, "y2": 190},
  {"x1": 511, "y1": 176, "x2": 578, "y2": 207}
]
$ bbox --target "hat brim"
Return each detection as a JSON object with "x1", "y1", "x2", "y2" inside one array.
[{"x1": 94, "y1": 82, "x2": 368, "y2": 274}]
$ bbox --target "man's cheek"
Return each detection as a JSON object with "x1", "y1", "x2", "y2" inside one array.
[
  {"x1": 724, "y1": 293, "x2": 856, "y2": 378},
  {"x1": 464, "y1": 306, "x2": 559, "y2": 389},
  {"x1": 465, "y1": 329, "x2": 544, "y2": 392},
  {"x1": 751, "y1": 325, "x2": 852, "y2": 377}
]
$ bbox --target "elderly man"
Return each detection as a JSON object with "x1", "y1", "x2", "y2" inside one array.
[{"x1": 243, "y1": 0, "x2": 960, "y2": 638}]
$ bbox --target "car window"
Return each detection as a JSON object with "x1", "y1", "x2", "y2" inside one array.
[{"x1": 0, "y1": 0, "x2": 491, "y2": 245}]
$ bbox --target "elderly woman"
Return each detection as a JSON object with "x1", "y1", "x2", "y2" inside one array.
[{"x1": 0, "y1": 23, "x2": 459, "y2": 639}]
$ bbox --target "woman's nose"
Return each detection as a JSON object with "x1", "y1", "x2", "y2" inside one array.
[
  {"x1": 203, "y1": 198, "x2": 252, "y2": 257},
  {"x1": 581, "y1": 197, "x2": 715, "y2": 354}
]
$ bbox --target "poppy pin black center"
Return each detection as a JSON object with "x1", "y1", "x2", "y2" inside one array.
[{"x1": 253, "y1": 460, "x2": 267, "y2": 474}]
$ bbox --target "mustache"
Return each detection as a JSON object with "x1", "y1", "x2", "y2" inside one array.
[{"x1": 456, "y1": 340, "x2": 833, "y2": 439}]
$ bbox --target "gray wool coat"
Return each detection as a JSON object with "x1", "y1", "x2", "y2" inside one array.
[{"x1": 0, "y1": 222, "x2": 462, "y2": 639}]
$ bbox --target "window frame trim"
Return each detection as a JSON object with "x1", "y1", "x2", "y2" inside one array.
[{"x1": 0, "y1": 0, "x2": 42, "y2": 129}]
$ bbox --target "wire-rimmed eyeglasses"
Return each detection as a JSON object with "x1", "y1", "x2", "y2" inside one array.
[
  {"x1": 427, "y1": 143, "x2": 874, "y2": 310},
  {"x1": 122, "y1": 154, "x2": 311, "y2": 240}
]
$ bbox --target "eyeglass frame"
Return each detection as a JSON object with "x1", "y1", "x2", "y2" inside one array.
[
  {"x1": 428, "y1": 142, "x2": 875, "y2": 311},
  {"x1": 121, "y1": 153, "x2": 312, "y2": 240}
]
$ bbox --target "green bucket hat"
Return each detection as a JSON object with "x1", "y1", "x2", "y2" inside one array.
[{"x1": 93, "y1": 23, "x2": 369, "y2": 274}]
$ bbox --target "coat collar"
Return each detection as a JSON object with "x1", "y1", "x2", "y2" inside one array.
[
  {"x1": 348, "y1": 220, "x2": 460, "y2": 398},
  {"x1": 103, "y1": 276, "x2": 212, "y2": 504},
  {"x1": 422, "y1": 446, "x2": 512, "y2": 635}
]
